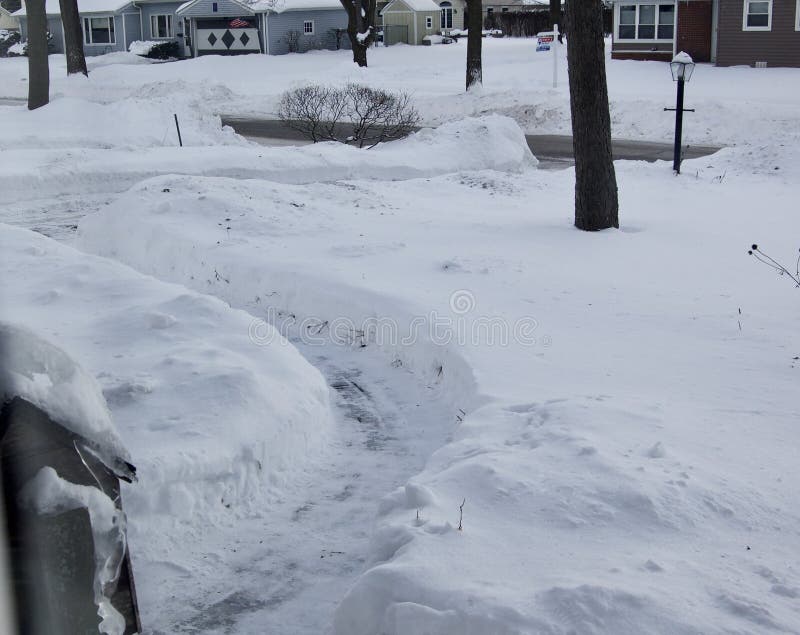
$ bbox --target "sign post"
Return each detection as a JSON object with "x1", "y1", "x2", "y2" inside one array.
[
  {"x1": 536, "y1": 27, "x2": 559, "y2": 88},
  {"x1": 552, "y1": 23, "x2": 558, "y2": 88}
]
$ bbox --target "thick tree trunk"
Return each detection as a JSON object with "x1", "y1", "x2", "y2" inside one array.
[
  {"x1": 59, "y1": 0, "x2": 88, "y2": 76},
  {"x1": 340, "y1": 0, "x2": 376, "y2": 67},
  {"x1": 26, "y1": 0, "x2": 49, "y2": 110},
  {"x1": 565, "y1": 0, "x2": 618, "y2": 231},
  {"x1": 550, "y1": 0, "x2": 563, "y2": 41},
  {"x1": 465, "y1": 0, "x2": 482, "y2": 90}
]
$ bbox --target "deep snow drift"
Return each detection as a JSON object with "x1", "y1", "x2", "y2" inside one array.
[
  {"x1": 2, "y1": 40, "x2": 799, "y2": 635},
  {"x1": 0, "y1": 223, "x2": 334, "y2": 625},
  {"x1": 76, "y1": 128, "x2": 800, "y2": 632}
]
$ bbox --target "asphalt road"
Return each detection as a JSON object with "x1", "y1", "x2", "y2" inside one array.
[{"x1": 221, "y1": 116, "x2": 721, "y2": 164}]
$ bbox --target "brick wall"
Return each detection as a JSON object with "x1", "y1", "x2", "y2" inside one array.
[{"x1": 676, "y1": 0, "x2": 712, "y2": 62}]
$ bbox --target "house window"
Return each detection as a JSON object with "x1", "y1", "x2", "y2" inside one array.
[
  {"x1": 150, "y1": 14, "x2": 173, "y2": 38},
  {"x1": 426, "y1": 15, "x2": 433, "y2": 28},
  {"x1": 501, "y1": 6, "x2": 508, "y2": 11},
  {"x1": 304, "y1": 20, "x2": 314, "y2": 34},
  {"x1": 617, "y1": 3, "x2": 673, "y2": 41},
  {"x1": 440, "y1": 1, "x2": 452, "y2": 29},
  {"x1": 83, "y1": 16, "x2": 115, "y2": 44},
  {"x1": 212, "y1": 2, "x2": 218, "y2": 11},
  {"x1": 743, "y1": 0, "x2": 771, "y2": 29},
  {"x1": 486, "y1": 7, "x2": 493, "y2": 14}
]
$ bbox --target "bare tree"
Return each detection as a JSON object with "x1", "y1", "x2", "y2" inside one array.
[
  {"x1": 339, "y1": 0, "x2": 376, "y2": 67},
  {"x1": 465, "y1": 0, "x2": 482, "y2": 90},
  {"x1": 59, "y1": 0, "x2": 87, "y2": 75},
  {"x1": 565, "y1": 0, "x2": 618, "y2": 230},
  {"x1": 26, "y1": 0, "x2": 49, "y2": 110}
]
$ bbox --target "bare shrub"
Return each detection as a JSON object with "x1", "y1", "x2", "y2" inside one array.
[{"x1": 277, "y1": 83, "x2": 419, "y2": 148}]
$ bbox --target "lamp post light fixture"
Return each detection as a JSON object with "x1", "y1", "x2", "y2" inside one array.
[{"x1": 666, "y1": 52, "x2": 696, "y2": 174}]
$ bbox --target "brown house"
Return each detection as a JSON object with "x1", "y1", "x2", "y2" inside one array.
[{"x1": 610, "y1": 0, "x2": 800, "y2": 67}]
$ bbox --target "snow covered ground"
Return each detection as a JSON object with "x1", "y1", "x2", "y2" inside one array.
[
  {"x1": 0, "y1": 39, "x2": 798, "y2": 146},
  {"x1": 1, "y1": 39, "x2": 799, "y2": 635}
]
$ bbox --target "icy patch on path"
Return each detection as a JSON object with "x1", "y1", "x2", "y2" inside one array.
[{"x1": 138, "y1": 339, "x2": 458, "y2": 634}]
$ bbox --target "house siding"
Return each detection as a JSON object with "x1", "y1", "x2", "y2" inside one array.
[
  {"x1": 266, "y1": 8, "x2": 349, "y2": 54},
  {"x1": 676, "y1": 0, "x2": 712, "y2": 61},
  {"x1": 179, "y1": 0, "x2": 252, "y2": 18},
  {"x1": 415, "y1": 8, "x2": 439, "y2": 40},
  {"x1": 382, "y1": 8, "x2": 414, "y2": 44},
  {"x1": 716, "y1": 0, "x2": 800, "y2": 66},
  {"x1": 122, "y1": 10, "x2": 142, "y2": 44},
  {"x1": 138, "y1": 1, "x2": 184, "y2": 48}
]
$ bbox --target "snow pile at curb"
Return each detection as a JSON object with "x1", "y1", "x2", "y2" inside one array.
[
  {"x1": 0, "y1": 94, "x2": 244, "y2": 150},
  {"x1": 0, "y1": 224, "x2": 333, "y2": 524},
  {"x1": 1, "y1": 115, "x2": 536, "y2": 202},
  {"x1": 0, "y1": 322, "x2": 128, "y2": 463}
]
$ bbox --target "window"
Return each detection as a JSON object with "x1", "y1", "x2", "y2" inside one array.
[
  {"x1": 150, "y1": 14, "x2": 173, "y2": 39},
  {"x1": 743, "y1": 0, "x2": 771, "y2": 29},
  {"x1": 486, "y1": 7, "x2": 493, "y2": 14},
  {"x1": 303, "y1": 20, "x2": 314, "y2": 34},
  {"x1": 657, "y1": 4, "x2": 674, "y2": 39},
  {"x1": 212, "y1": 2, "x2": 218, "y2": 11},
  {"x1": 440, "y1": 1, "x2": 452, "y2": 29},
  {"x1": 501, "y1": 6, "x2": 509, "y2": 11},
  {"x1": 616, "y1": 3, "x2": 674, "y2": 41},
  {"x1": 83, "y1": 16, "x2": 115, "y2": 44},
  {"x1": 426, "y1": 15, "x2": 433, "y2": 28}
]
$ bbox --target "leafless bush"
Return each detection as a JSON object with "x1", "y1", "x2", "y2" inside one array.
[{"x1": 277, "y1": 84, "x2": 419, "y2": 148}]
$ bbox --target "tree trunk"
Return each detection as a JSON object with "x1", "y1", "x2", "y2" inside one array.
[
  {"x1": 465, "y1": 0, "x2": 482, "y2": 90},
  {"x1": 59, "y1": 0, "x2": 88, "y2": 76},
  {"x1": 550, "y1": 0, "x2": 563, "y2": 41},
  {"x1": 340, "y1": 0, "x2": 376, "y2": 67},
  {"x1": 565, "y1": 0, "x2": 618, "y2": 231},
  {"x1": 26, "y1": 0, "x2": 49, "y2": 110}
]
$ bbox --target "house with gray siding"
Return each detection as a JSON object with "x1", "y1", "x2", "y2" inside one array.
[
  {"x1": 610, "y1": 0, "x2": 800, "y2": 66},
  {"x1": 14, "y1": 0, "x2": 349, "y2": 56}
]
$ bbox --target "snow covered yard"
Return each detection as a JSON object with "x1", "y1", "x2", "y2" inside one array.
[
  {"x1": 1, "y1": 36, "x2": 799, "y2": 635},
  {"x1": 70, "y1": 123, "x2": 800, "y2": 633},
  {"x1": 0, "y1": 38, "x2": 798, "y2": 146}
]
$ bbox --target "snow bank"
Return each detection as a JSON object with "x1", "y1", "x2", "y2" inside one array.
[
  {"x1": 0, "y1": 224, "x2": 333, "y2": 524},
  {"x1": 0, "y1": 93, "x2": 244, "y2": 150},
  {"x1": 20, "y1": 466, "x2": 127, "y2": 635},
  {"x1": 1, "y1": 115, "x2": 535, "y2": 202},
  {"x1": 0, "y1": 322, "x2": 127, "y2": 463},
  {"x1": 76, "y1": 174, "x2": 482, "y2": 414},
  {"x1": 127, "y1": 40, "x2": 160, "y2": 56},
  {"x1": 76, "y1": 150, "x2": 800, "y2": 634}
]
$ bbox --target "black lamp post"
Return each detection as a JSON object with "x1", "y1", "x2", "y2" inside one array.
[{"x1": 666, "y1": 52, "x2": 696, "y2": 174}]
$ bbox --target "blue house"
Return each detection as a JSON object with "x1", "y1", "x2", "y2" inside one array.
[{"x1": 14, "y1": 0, "x2": 350, "y2": 56}]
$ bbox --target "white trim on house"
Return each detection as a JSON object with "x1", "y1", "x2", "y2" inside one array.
[
  {"x1": 742, "y1": 0, "x2": 771, "y2": 30},
  {"x1": 303, "y1": 18, "x2": 314, "y2": 33},
  {"x1": 150, "y1": 13, "x2": 173, "y2": 38},
  {"x1": 425, "y1": 14, "x2": 432, "y2": 27},
  {"x1": 83, "y1": 14, "x2": 117, "y2": 45},
  {"x1": 121, "y1": 11, "x2": 127, "y2": 46},
  {"x1": 795, "y1": 0, "x2": 799, "y2": 30},
  {"x1": 613, "y1": 1, "x2": 675, "y2": 44}
]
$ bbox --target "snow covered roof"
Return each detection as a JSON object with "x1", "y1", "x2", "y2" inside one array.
[
  {"x1": 248, "y1": 0, "x2": 343, "y2": 12},
  {"x1": 177, "y1": 0, "x2": 254, "y2": 15},
  {"x1": 14, "y1": 0, "x2": 133, "y2": 16},
  {"x1": 383, "y1": 0, "x2": 439, "y2": 12}
]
